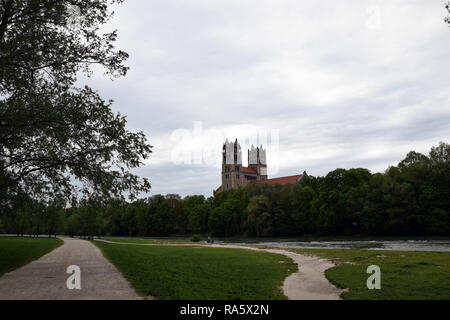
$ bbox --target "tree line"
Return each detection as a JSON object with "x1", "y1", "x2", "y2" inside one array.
[{"x1": 1, "y1": 142, "x2": 449, "y2": 238}]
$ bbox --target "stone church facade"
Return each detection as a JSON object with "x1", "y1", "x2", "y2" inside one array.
[{"x1": 214, "y1": 139, "x2": 307, "y2": 194}]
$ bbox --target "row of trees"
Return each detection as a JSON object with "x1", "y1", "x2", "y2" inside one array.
[
  {"x1": 1, "y1": 142, "x2": 449, "y2": 237},
  {"x1": 0, "y1": 197, "x2": 64, "y2": 237}
]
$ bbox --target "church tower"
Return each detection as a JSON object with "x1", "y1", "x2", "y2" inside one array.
[
  {"x1": 215, "y1": 140, "x2": 305, "y2": 195},
  {"x1": 248, "y1": 145, "x2": 268, "y2": 181},
  {"x1": 222, "y1": 139, "x2": 243, "y2": 191}
]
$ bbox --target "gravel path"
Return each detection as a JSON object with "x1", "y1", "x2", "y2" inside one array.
[
  {"x1": 95, "y1": 239, "x2": 345, "y2": 300},
  {"x1": 209, "y1": 244, "x2": 345, "y2": 300},
  {"x1": 0, "y1": 237, "x2": 140, "y2": 300}
]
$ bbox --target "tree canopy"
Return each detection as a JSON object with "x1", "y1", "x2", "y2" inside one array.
[{"x1": 0, "y1": 0, "x2": 151, "y2": 209}]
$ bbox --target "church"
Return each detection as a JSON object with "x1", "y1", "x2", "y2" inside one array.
[{"x1": 214, "y1": 139, "x2": 307, "y2": 194}]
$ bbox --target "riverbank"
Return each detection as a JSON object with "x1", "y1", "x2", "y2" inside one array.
[
  {"x1": 101, "y1": 236, "x2": 450, "y2": 252},
  {"x1": 291, "y1": 248, "x2": 450, "y2": 300}
]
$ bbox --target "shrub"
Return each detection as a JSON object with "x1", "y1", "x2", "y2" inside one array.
[{"x1": 190, "y1": 234, "x2": 202, "y2": 242}]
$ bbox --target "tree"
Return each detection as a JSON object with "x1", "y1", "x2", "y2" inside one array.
[
  {"x1": 64, "y1": 208, "x2": 80, "y2": 237},
  {"x1": 73, "y1": 201, "x2": 101, "y2": 237},
  {"x1": 446, "y1": 2, "x2": 450, "y2": 27},
  {"x1": 425, "y1": 142, "x2": 450, "y2": 212},
  {"x1": 426, "y1": 208, "x2": 450, "y2": 235},
  {"x1": 13, "y1": 206, "x2": 29, "y2": 236},
  {"x1": 208, "y1": 199, "x2": 240, "y2": 236},
  {"x1": 247, "y1": 195, "x2": 273, "y2": 237},
  {"x1": 150, "y1": 201, "x2": 174, "y2": 236},
  {"x1": 294, "y1": 185, "x2": 315, "y2": 234},
  {"x1": 168, "y1": 194, "x2": 188, "y2": 235},
  {"x1": 135, "y1": 203, "x2": 151, "y2": 236},
  {"x1": 44, "y1": 204, "x2": 64, "y2": 237},
  {"x1": 0, "y1": 0, "x2": 151, "y2": 210},
  {"x1": 188, "y1": 204, "x2": 211, "y2": 234},
  {"x1": 121, "y1": 204, "x2": 138, "y2": 236}
]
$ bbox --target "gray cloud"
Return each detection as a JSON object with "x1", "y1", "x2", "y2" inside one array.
[{"x1": 80, "y1": 0, "x2": 450, "y2": 197}]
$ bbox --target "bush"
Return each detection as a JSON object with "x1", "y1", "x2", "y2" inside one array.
[{"x1": 190, "y1": 234, "x2": 202, "y2": 242}]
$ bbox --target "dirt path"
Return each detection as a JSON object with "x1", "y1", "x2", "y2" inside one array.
[
  {"x1": 0, "y1": 237, "x2": 140, "y2": 300},
  {"x1": 209, "y1": 244, "x2": 344, "y2": 300},
  {"x1": 95, "y1": 239, "x2": 345, "y2": 300}
]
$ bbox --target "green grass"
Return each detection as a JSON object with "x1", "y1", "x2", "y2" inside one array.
[
  {"x1": 102, "y1": 237, "x2": 191, "y2": 245},
  {"x1": 0, "y1": 236, "x2": 63, "y2": 277},
  {"x1": 94, "y1": 241, "x2": 296, "y2": 300},
  {"x1": 290, "y1": 248, "x2": 450, "y2": 300}
]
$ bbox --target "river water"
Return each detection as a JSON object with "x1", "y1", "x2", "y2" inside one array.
[{"x1": 212, "y1": 237, "x2": 450, "y2": 252}]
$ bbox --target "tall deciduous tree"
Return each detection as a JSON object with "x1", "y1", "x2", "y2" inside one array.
[{"x1": 0, "y1": 0, "x2": 151, "y2": 209}]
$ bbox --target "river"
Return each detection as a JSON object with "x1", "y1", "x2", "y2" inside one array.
[{"x1": 211, "y1": 237, "x2": 450, "y2": 252}]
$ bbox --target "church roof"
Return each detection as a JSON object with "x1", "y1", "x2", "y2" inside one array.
[
  {"x1": 214, "y1": 186, "x2": 223, "y2": 194},
  {"x1": 242, "y1": 167, "x2": 257, "y2": 174},
  {"x1": 261, "y1": 174, "x2": 303, "y2": 186},
  {"x1": 214, "y1": 174, "x2": 303, "y2": 195}
]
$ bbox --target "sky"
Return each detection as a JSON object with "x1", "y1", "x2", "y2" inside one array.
[{"x1": 81, "y1": 0, "x2": 450, "y2": 197}]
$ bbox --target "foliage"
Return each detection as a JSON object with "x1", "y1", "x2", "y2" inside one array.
[
  {"x1": 190, "y1": 234, "x2": 202, "y2": 242},
  {"x1": 247, "y1": 195, "x2": 273, "y2": 236},
  {"x1": 188, "y1": 203, "x2": 211, "y2": 234},
  {"x1": 292, "y1": 248, "x2": 450, "y2": 300},
  {"x1": 0, "y1": 0, "x2": 151, "y2": 212}
]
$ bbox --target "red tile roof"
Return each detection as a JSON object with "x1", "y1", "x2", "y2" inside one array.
[
  {"x1": 258, "y1": 174, "x2": 303, "y2": 186},
  {"x1": 214, "y1": 174, "x2": 303, "y2": 194},
  {"x1": 214, "y1": 186, "x2": 223, "y2": 194},
  {"x1": 241, "y1": 167, "x2": 257, "y2": 174}
]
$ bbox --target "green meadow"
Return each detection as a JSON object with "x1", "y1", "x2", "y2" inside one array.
[
  {"x1": 291, "y1": 248, "x2": 450, "y2": 300},
  {"x1": 96, "y1": 238, "x2": 450, "y2": 300},
  {"x1": 0, "y1": 237, "x2": 63, "y2": 277},
  {"x1": 102, "y1": 237, "x2": 191, "y2": 245},
  {"x1": 94, "y1": 241, "x2": 296, "y2": 300}
]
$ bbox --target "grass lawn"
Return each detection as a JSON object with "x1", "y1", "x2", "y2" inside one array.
[
  {"x1": 291, "y1": 248, "x2": 450, "y2": 300},
  {"x1": 102, "y1": 237, "x2": 191, "y2": 245},
  {"x1": 0, "y1": 236, "x2": 63, "y2": 277},
  {"x1": 94, "y1": 241, "x2": 296, "y2": 300}
]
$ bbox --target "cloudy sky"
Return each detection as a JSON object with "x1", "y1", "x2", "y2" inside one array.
[{"x1": 82, "y1": 0, "x2": 450, "y2": 197}]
